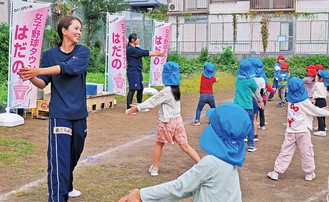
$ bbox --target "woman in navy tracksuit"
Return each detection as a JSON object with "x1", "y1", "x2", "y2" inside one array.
[
  {"x1": 18, "y1": 16, "x2": 90, "y2": 202},
  {"x1": 126, "y1": 33, "x2": 164, "y2": 109}
]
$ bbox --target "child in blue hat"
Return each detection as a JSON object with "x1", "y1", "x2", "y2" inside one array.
[
  {"x1": 126, "y1": 61, "x2": 200, "y2": 176},
  {"x1": 191, "y1": 62, "x2": 218, "y2": 126},
  {"x1": 234, "y1": 59, "x2": 264, "y2": 152},
  {"x1": 268, "y1": 77, "x2": 329, "y2": 181},
  {"x1": 120, "y1": 102, "x2": 252, "y2": 202}
]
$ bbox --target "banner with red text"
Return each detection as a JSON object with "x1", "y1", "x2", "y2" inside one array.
[
  {"x1": 9, "y1": 1, "x2": 49, "y2": 109},
  {"x1": 150, "y1": 22, "x2": 171, "y2": 86},
  {"x1": 107, "y1": 14, "x2": 126, "y2": 96}
]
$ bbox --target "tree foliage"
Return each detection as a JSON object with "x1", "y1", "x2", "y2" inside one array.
[
  {"x1": 260, "y1": 14, "x2": 270, "y2": 53},
  {"x1": 0, "y1": 23, "x2": 9, "y2": 104},
  {"x1": 0, "y1": 23, "x2": 9, "y2": 82},
  {"x1": 79, "y1": 0, "x2": 129, "y2": 46}
]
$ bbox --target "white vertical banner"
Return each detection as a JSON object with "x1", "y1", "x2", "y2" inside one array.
[
  {"x1": 107, "y1": 14, "x2": 126, "y2": 95},
  {"x1": 150, "y1": 22, "x2": 171, "y2": 86},
  {"x1": 9, "y1": 1, "x2": 49, "y2": 109}
]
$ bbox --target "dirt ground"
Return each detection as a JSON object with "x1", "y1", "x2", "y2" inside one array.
[{"x1": 1, "y1": 89, "x2": 329, "y2": 202}]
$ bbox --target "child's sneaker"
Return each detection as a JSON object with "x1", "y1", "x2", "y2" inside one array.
[
  {"x1": 254, "y1": 135, "x2": 259, "y2": 142},
  {"x1": 267, "y1": 171, "x2": 279, "y2": 180},
  {"x1": 149, "y1": 165, "x2": 159, "y2": 176},
  {"x1": 190, "y1": 120, "x2": 200, "y2": 126},
  {"x1": 244, "y1": 137, "x2": 248, "y2": 142},
  {"x1": 69, "y1": 189, "x2": 81, "y2": 197},
  {"x1": 277, "y1": 102, "x2": 285, "y2": 108},
  {"x1": 247, "y1": 145, "x2": 257, "y2": 152},
  {"x1": 305, "y1": 173, "x2": 316, "y2": 181},
  {"x1": 268, "y1": 95, "x2": 273, "y2": 101},
  {"x1": 258, "y1": 126, "x2": 266, "y2": 130},
  {"x1": 313, "y1": 131, "x2": 327, "y2": 137}
]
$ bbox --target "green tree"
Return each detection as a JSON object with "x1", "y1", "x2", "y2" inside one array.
[
  {"x1": 260, "y1": 14, "x2": 270, "y2": 53},
  {"x1": 0, "y1": 23, "x2": 9, "y2": 104},
  {"x1": 0, "y1": 23, "x2": 9, "y2": 80},
  {"x1": 79, "y1": 0, "x2": 129, "y2": 46}
]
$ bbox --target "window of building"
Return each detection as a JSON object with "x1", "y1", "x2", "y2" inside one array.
[{"x1": 280, "y1": 22, "x2": 293, "y2": 51}]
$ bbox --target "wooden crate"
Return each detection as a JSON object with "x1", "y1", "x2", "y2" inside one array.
[
  {"x1": 31, "y1": 99, "x2": 49, "y2": 119},
  {"x1": 86, "y1": 92, "x2": 115, "y2": 112}
]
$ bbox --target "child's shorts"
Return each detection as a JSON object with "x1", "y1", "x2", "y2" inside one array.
[
  {"x1": 253, "y1": 100, "x2": 259, "y2": 115},
  {"x1": 156, "y1": 116, "x2": 188, "y2": 145}
]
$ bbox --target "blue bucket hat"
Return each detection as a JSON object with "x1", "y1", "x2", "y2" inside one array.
[
  {"x1": 200, "y1": 102, "x2": 252, "y2": 166},
  {"x1": 248, "y1": 57, "x2": 268, "y2": 83},
  {"x1": 162, "y1": 61, "x2": 180, "y2": 86},
  {"x1": 237, "y1": 60, "x2": 255, "y2": 79},
  {"x1": 203, "y1": 62, "x2": 215, "y2": 79},
  {"x1": 318, "y1": 70, "x2": 329, "y2": 86},
  {"x1": 286, "y1": 77, "x2": 308, "y2": 103}
]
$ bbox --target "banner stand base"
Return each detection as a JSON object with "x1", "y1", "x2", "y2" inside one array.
[
  {"x1": 143, "y1": 84, "x2": 158, "y2": 95},
  {"x1": 0, "y1": 107, "x2": 24, "y2": 127}
]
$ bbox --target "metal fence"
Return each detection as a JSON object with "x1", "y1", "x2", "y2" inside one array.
[
  {"x1": 168, "y1": 40, "x2": 329, "y2": 55},
  {"x1": 121, "y1": 12, "x2": 329, "y2": 57}
]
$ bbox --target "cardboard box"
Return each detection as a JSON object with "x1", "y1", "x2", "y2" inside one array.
[
  {"x1": 37, "y1": 90, "x2": 43, "y2": 100},
  {"x1": 43, "y1": 84, "x2": 51, "y2": 100},
  {"x1": 43, "y1": 93, "x2": 51, "y2": 101},
  {"x1": 37, "y1": 100, "x2": 49, "y2": 112}
]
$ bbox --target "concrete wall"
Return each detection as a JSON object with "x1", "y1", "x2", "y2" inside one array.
[{"x1": 0, "y1": 0, "x2": 9, "y2": 23}]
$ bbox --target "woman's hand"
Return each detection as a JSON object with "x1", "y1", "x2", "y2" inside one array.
[{"x1": 18, "y1": 67, "x2": 40, "y2": 81}]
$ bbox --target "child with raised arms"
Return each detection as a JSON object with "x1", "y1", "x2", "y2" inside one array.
[{"x1": 126, "y1": 61, "x2": 200, "y2": 176}]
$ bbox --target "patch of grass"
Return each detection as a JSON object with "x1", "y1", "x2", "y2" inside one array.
[
  {"x1": 87, "y1": 70, "x2": 236, "y2": 104},
  {"x1": 0, "y1": 136, "x2": 33, "y2": 165},
  {"x1": 72, "y1": 163, "x2": 170, "y2": 202},
  {"x1": 86, "y1": 72, "x2": 105, "y2": 84},
  {"x1": 0, "y1": 82, "x2": 7, "y2": 105}
]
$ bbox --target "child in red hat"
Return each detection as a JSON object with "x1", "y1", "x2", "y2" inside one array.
[
  {"x1": 303, "y1": 64, "x2": 317, "y2": 103},
  {"x1": 268, "y1": 55, "x2": 285, "y2": 101},
  {"x1": 312, "y1": 69, "x2": 329, "y2": 136},
  {"x1": 275, "y1": 62, "x2": 290, "y2": 107}
]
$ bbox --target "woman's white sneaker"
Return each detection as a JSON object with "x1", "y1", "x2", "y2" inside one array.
[{"x1": 69, "y1": 188, "x2": 81, "y2": 197}]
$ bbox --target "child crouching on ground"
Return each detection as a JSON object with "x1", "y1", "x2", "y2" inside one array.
[
  {"x1": 126, "y1": 61, "x2": 200, "y2": 176},
  {"x1": 268, "y1": 77, "x2": 329, "y2": 181}
]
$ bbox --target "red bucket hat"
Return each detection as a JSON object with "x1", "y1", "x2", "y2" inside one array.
[
  {"x1": 315, "y1": 64, "x2": 324, "y2": 71},
  {"x1": 281, "y1": 62, "x2": 289, "y2": 69},
  {"x1": 306, "y1": 65, "x2": 317, "y2": 77},
  {"x1": 307, "y1": 69, "x2": 318, "y2": 77},
  {"x1": 306, "y1": 64, "x2": 316, "y2": 71},
  {"x1": 277, "y1": 55, "x2": 285, "y2": 60}
]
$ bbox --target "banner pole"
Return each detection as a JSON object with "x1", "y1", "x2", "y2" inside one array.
[
  {"x1": 104, "y1": 12, "x2": 109, "y2": 92},
  {"x1": 143, "y1": 20, "x2": 158, "y2": 95},
  {"x1": 6, "y1": 0, "x2": 13, "y2": 112},
  {"x1": 0, "y1": 0, "x2": 24, "y2": 127}
]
